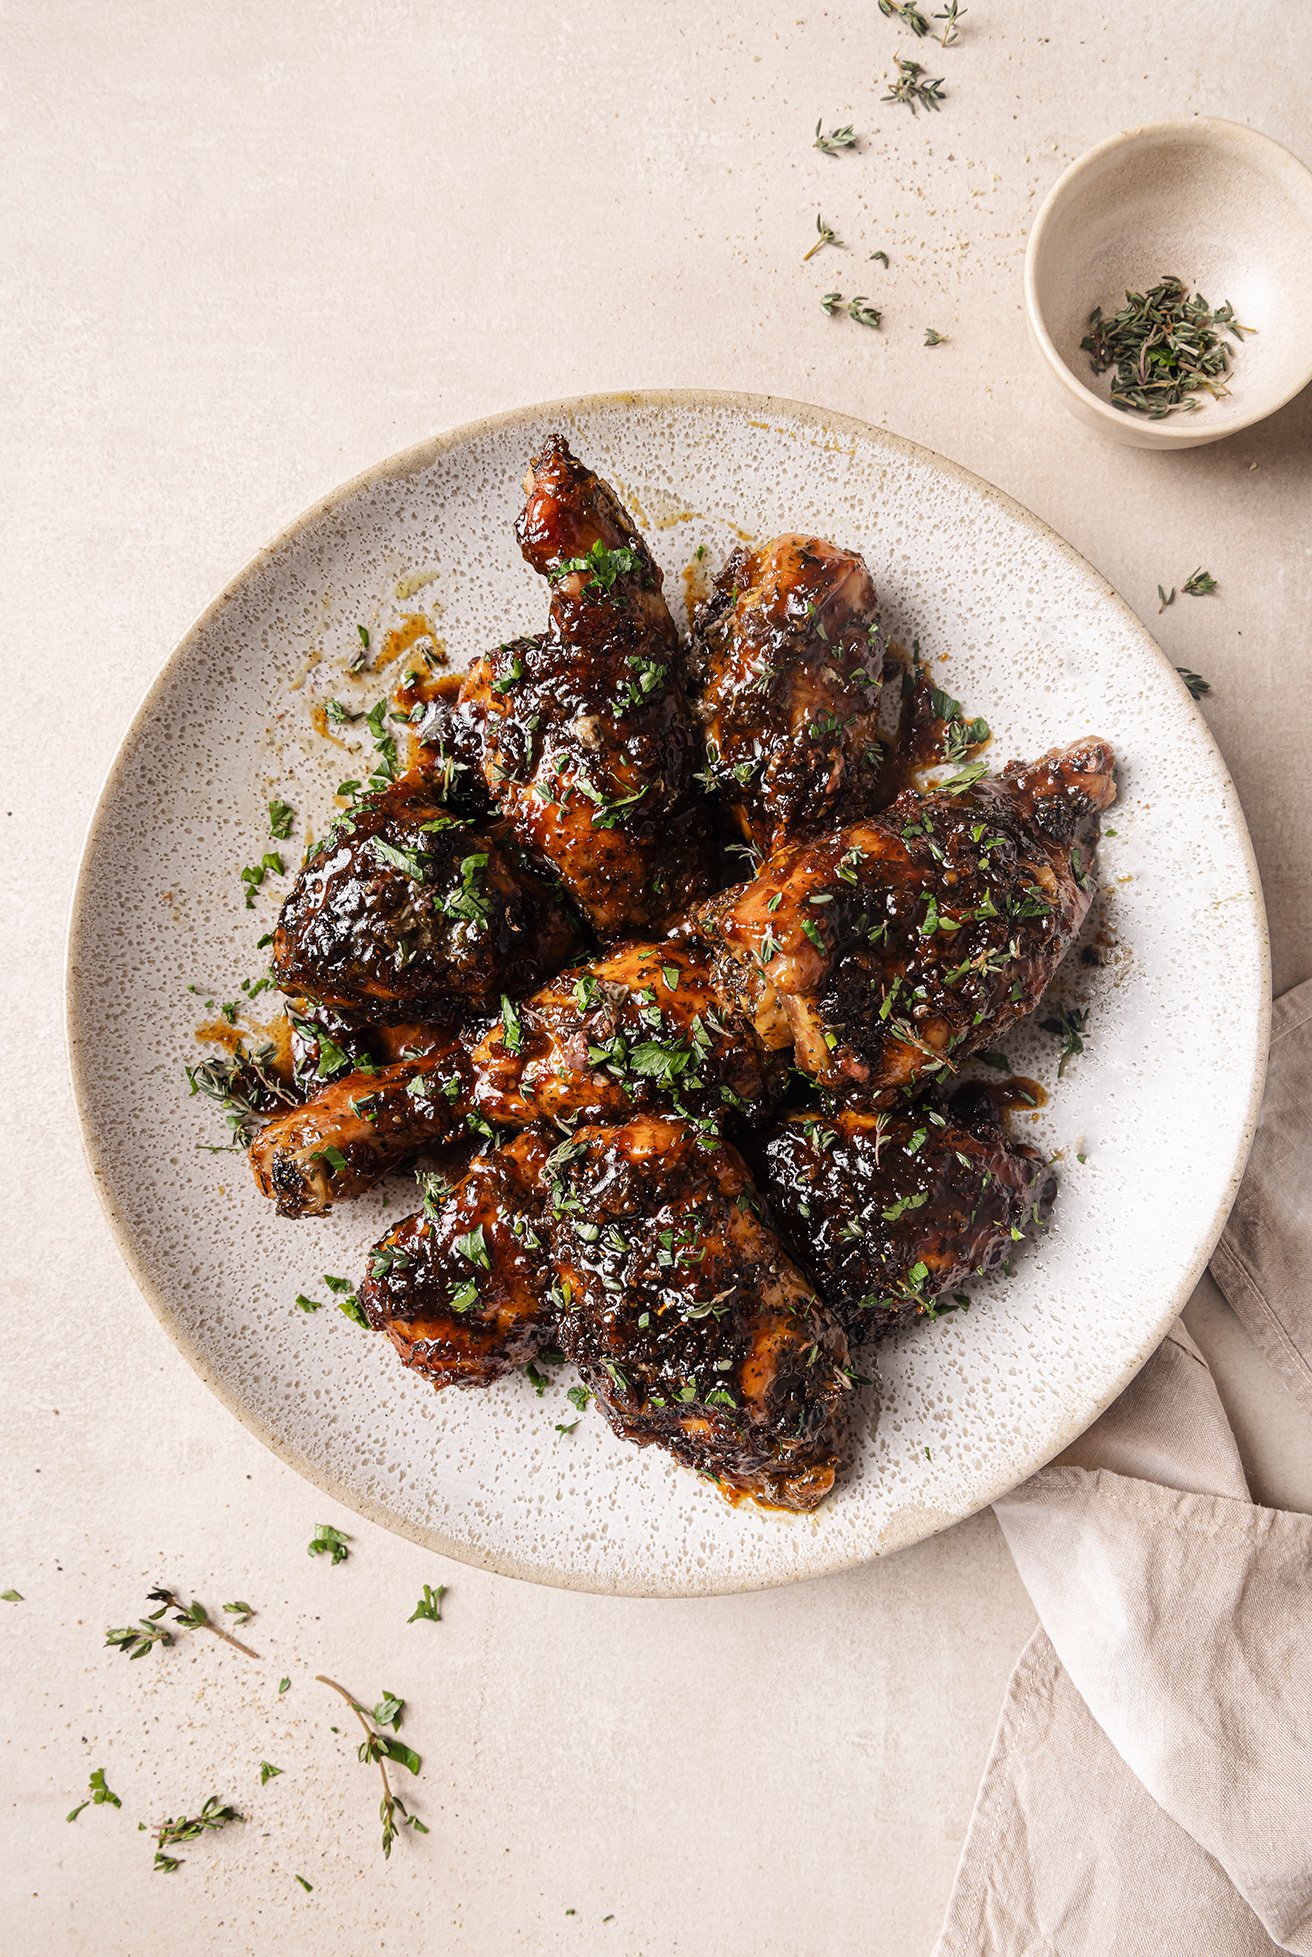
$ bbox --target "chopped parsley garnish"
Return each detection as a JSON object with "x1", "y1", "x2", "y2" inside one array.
[
  {"x1": 268, "y1": 798, "x2": 294, "y2": 840},
  {"x1": 307, "y1": 1524, "x2": 351, "y2": 1565}
]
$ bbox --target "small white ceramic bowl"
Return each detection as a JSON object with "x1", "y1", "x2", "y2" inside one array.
[{"x1": 1025, "y1": 117, "x2": 1312, "y2": 449}]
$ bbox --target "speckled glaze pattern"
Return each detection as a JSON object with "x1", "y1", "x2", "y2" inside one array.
[{"x1": 65, "y1": 391, "x2": 1269, "y2": 1596}]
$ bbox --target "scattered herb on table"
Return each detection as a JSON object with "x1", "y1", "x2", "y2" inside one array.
[
  {"x1": 67, "y1": 1767, "x2": 121, "y2": 1822},
  {"x1": 924, "y1": 327, "x2": 948, "y2": 345},
  {"x1": 870, "y1": 249, "x2": 890, "y2": 267},
  {"x1": 259, "y1": 1761, "x2": 283, "y2": 1784},
  {"x1": 278, "y1": 1676, "x2": 291, "y2": 1695},
  {"x1": 802, "y1": 213, "x2": 841, "y2": 261},
  {"x1": 1183, "y1": 567, "x2": 1218, "y2": 597},
  {"x1": 820, "y1": 292, "x2": 882, "y2": 328},
  {"x1": 105, "y1": 1588, "x2": 259, "y2": 1661},
  {"x1": 882, "y1": 55, "x2": 946, "y2": 113},
  {"x1": 814, "y1": 120, "x2": 858, "y2": 155},
  {"x1": 153, "y1": 1795, "x2": 243, "y2": 1873},
  {"x1": 1040, "y1": 1005, "x2": 1088, "y2": 1077},
  {"x1": 407, "y1": 1583, "x2": 447, "y2": 1624},
  {"x1": 936, "y1": 1, "x2": 966, "y2": 43},
  {"x1": 296, "y1": 1874, "x2": 314, "y2": 1892},
  {"x1": 1176, "y1": 667, "x2": 1212, "y2": 699},
  {"x1": 1081, "y1": 277, "x2": 1252, "y2": 417},
  {"x1": 1158, "y1": 585, "x2": 1176, "y2": 611},
  {"x1": 316, "y1": 1676, "x2": 426, "y2": 1858},
  {"x1": 1, "y1": 1588, "x2": 21, "y2": 1602},
  {"x1": 878, "y1": 0, "x2": 931, "y2": 34},
  {"x1": 307, "y1": 1524, "x2": 351, "y2": 1566}
]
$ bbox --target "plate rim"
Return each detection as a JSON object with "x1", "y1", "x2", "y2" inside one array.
[{"x1": 64, "y1": 386, "x2": 1272, "y2": 1595}]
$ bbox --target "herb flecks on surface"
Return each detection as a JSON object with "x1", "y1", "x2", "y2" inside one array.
[
  {"x1": 814, "y1": 120, "x2": 859, "y2": 155},
  {"x1": 67, "y1": 1767, "x2": 122, "y2": 1823},
  {"x1": 105, "y1": 1588, "x2": 259, "y2": 1662},
  {"x1": 803, "y1": 213, "x2": 841, "y2": 261},
  {"x1": 307, "y1": 1524, "x2": 352, "y2": 1566},
  {"x1": 1081, "y1": 277, "x2": 1252, "y2": 418}
]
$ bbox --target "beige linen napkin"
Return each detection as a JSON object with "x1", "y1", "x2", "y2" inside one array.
[{"x1": 936, "y1": 980, "x2": 1312, "y2": 1957}]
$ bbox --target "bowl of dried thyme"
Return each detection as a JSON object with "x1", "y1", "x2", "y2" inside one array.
[{"x1": 1025, "y1": 117, "x2": 1312, "y2": 449}]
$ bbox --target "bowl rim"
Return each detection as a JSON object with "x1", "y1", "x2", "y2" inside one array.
[
  {"x1": 1024, "y1": 115, "x2": 1312, "y2": 443},
  {"x1": 64, "y1": 386, "x2": 1272, "y2": 1595}
]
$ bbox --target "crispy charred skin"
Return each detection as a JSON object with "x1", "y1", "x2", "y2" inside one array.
[
  {"x1": 701, "y1": 739, "x2": 1116, "y2": 1101},
  {"x1": 358, "y1": 1131, "x2": 553, "y2": 1389},
  {"x1": 688, "y1": 536, "x2": 885, "y2": 854},
  {"x1": 466, "y1": 924, "x2": 784, "y2": 1131},
  {"x1": 271, "y1": 769, "x2": 580, "y2": 1021},
  {"x1": 249, "y1": 1041, "x2": 473, "y2": 1218},
  {"x1": 545, "y1": 1114, "x2": 852, "y2": 1511},
  {"x1": 764, "y1": 1088, "x2": 1057, "y2": 1334},
  {"x1": 457, "y1": 437, "x2": 716, "y2": 938}
]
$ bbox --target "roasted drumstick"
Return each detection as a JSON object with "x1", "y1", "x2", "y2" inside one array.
[{"x1": 456, "y1": 437, "x2": 716, "y2": 937}]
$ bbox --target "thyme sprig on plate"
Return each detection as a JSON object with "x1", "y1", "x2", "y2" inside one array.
[
  {"x1": 316, "y1": 1676, "x2": 427, "y2": 1858},
  {"x1": 1081, "y1": 277, "x2": 1253, "y2": 417},
  {"x1": 1040, "y1": 1005, "x2": 1089, "y2": 1077}
]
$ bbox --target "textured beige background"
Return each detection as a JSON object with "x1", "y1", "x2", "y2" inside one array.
[{"x1": 4, "y1": 3, "x2": 1311, "y2": 1952}]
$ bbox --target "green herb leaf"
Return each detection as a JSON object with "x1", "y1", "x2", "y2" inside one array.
[
  {"x1": 407, "y1": 1583, "x2": 446, "y2": 1624},
  {"x1": 307, "y1": 1524, "x2": 351, "y2": 1566}
]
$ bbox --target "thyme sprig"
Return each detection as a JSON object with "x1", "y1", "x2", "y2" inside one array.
[
  {"x1": 802, "y1": 212, "x2": 841, "y2": 261},
  {"x1": 153, "y1": 1795, "x2": 244, "y2": 1873},
  {"x1": 883, "y1": 55, "x2": 946, "y2": 113},
  {"x1": 821, "y1": 292, "x2": 882, "y2": 328},
  {"x1": 1081, "y1": 277, "x2": 1252, "y2": 417},
  {"x1": 316, "y1": 1676, "x2": 427, "y2": 1858},
  {"x1": 814, "y1": 120, "x2": 859, "y2": 155},
  {"x1": 878, "y1": 0, "x2": 931, "y2": 34},
  {"x1": 1040, "y1": 1005, "x2": 1089, "y2": 1077},
  {"x1": 1183, "y1": 566, "x2": 1218, "y2": 597},
  {"x1": 935, "y1": 1, "x2": 965, "y2": 43},
  {"x1": 1177, "y1": 667, "x2": 1212, "y2": 699},
  {"x1": 105, "y1": 1588, "x2": 260, "y2": 1661},
  {"x1": 924, "y1": 327, "x2": 948, "y2": 345}
]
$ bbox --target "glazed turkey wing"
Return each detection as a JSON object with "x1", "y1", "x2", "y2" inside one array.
[
  {"x1": 688, "y1": 535, "x2": 885, "y2": 855},
  {"x1": 545, "y1": 1114, "x2": 853, "y2": 1512},
  {"x1": 701, "y1": 739, "x2": 1116, "y2": 1101},
  {"x1": 457, "y1": 437, "x2": 715, "y2": 938},
  {"x1": 357, "y1": 1130, "x2": 553, "y2": 1389},
  {"x1": 764, "y1": 1087, "x2": 1057, "y2": 1334},
  {"x1": 465, "y1": 925, "x2": 784, "y2": 1131},
  {"x1": 271, "y1": 769, "x2": 580, "y2": 1021}
]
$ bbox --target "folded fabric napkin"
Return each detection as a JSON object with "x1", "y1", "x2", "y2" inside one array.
[{"x1": 936, "y1": 978, "x2": 1312, "y2": 1957}]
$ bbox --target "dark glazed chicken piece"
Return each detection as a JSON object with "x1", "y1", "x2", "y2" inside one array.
[
  {"x1": 249, "y1": 1039, "x2": 473, "y2": 1218},
  {"x1": 391, "y1": 664, "x2": 494, "y2": 820},
  {"x1": 357, "y1": 1131, "x2": 553, "y2": 1389},
  {"x1": 271, "y1": 769, "x2": 580, "y2": 1021},
  {"x1": 687, "y1": 535, "x2": 885, "y2": 854},
  {"x1": 546, "y1": 1115, "x2": 852, "y2": 1511},
  {"x1": 457, "y1": 437, "x2": 715, "y2": 938},
  {"x1": 701, "y1": 739, "x2": 1116, "y2": 1101},
  {"x1": 764, "y1": 1088, "x2": 1057, "y2": 1333},
  {"x1": 465, "y1": 926, "x2": 783, "y2": 1132}
]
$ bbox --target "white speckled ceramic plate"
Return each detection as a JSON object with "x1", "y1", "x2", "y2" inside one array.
[{"x1": 67, "y1": 391, "x2": 1269, "y2": 1595}]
